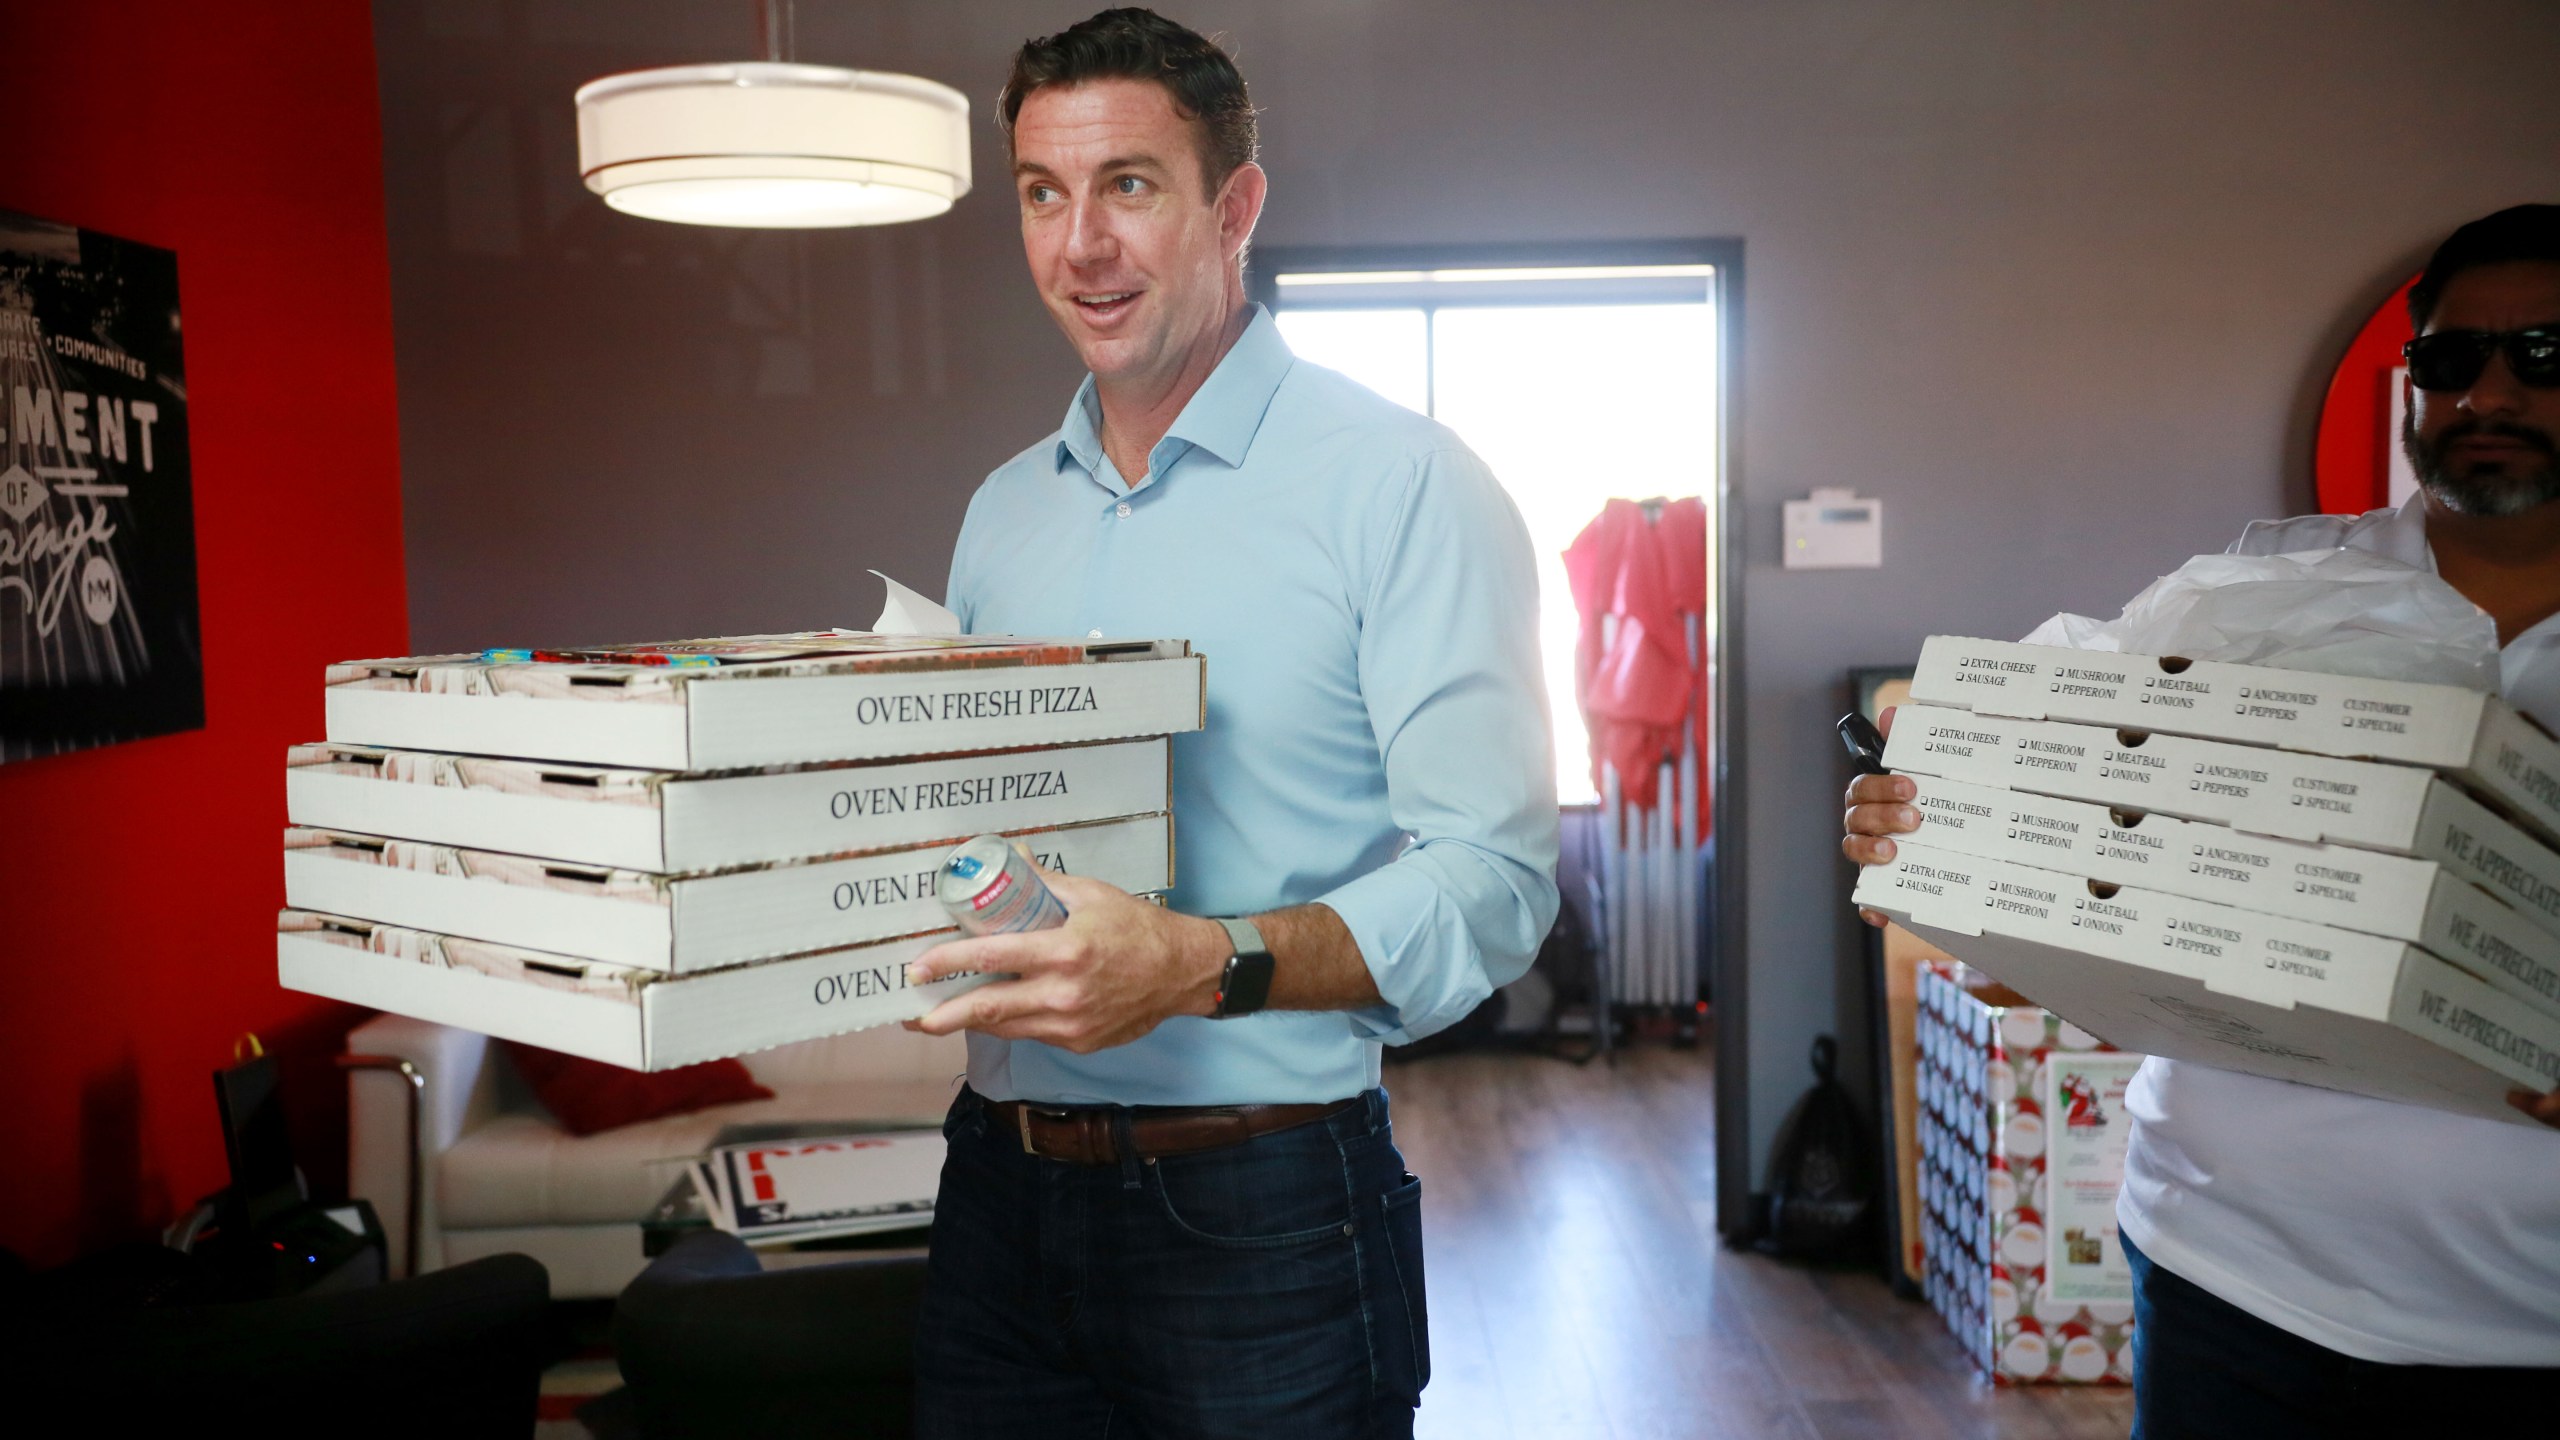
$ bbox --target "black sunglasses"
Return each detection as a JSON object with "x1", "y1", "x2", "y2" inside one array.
[{"x1": 2403, "y1": 328, "x2": 2560, "y2": 392}]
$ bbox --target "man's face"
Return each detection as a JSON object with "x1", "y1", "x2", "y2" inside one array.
[
  {"x1": 1013, "y1": 78, "x2": 1255, "y2": 389},
  {"x1": 2405, "y1": 260, "x2": 2560, "y2": 517}
]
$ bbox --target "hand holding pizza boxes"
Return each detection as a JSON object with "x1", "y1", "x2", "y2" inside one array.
[
  {"x1": 1857, "y1": 633, "x2": 2560, "y2": 1127},
  {"x1": 276, "y1": 630, "x2": 1206, "y2": 1070}
]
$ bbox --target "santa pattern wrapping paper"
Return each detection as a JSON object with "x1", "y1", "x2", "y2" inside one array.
[{"x1": 1916, "y1": 963, "x2": 2141, "y2": 1385}]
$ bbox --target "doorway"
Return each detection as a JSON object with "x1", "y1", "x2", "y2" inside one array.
[{"x1": 1254, "y1": 243, "x2": 1752, "y2": 1233}]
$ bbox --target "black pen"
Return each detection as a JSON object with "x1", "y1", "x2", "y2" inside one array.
[{"x1": 1836, "y1": 711, "x2": 1889, "y2": 775}]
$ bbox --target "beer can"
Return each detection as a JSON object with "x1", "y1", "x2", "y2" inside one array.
[{"x1": 937, "y1": 834, "x2": 1068, "y2": 936}]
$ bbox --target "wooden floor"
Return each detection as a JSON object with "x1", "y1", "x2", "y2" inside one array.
[{"x1": 1388, "y1": 1046, "x2": 2133, "y2": 1440}]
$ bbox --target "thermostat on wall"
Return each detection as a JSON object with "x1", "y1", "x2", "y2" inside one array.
[{"x1": 1782, "y1": 487, "x2": 1882, "y2": 569}]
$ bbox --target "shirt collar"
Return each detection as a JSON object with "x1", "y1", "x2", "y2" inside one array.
[
  {"x1": 1054, "y1": 376, "x2": 1106, "y2": 476},
  {"x1": 1051, "y1": 304, "x2": 1293, "y2": 478},
  {"x1": 2382, "y1": 490, "x2": 2436, "y2": 571}
]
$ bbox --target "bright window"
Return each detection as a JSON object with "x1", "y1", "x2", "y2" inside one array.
[{"x1": 1273, "y1": 267, "x2": 1717, "y2": 805}]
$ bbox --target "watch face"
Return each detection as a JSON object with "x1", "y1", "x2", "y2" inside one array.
[{"x1": 1218, "y1": 951, "x2": 1276, "y2": 1018}]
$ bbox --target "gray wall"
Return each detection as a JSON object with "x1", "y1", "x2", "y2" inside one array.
[{"x1": 375, "y1": 0, "x2": 2560, "y2": 1193}]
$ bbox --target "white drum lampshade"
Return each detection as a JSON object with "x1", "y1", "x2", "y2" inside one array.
[{"x1": 575, "y1": 63, "x2": 971, "y2": 228}]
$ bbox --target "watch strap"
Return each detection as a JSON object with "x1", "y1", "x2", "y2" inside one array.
[
  {"x1": 1215, "y1": 915, "x2": 1266, "y2": 960},
  {"x1": 1211, "y1": 916, "x2": 1274, "y2": 1018}
]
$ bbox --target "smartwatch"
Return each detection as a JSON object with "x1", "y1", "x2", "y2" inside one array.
[{"x1": 1210, "y1": 915, "x2": 1275, "y2": 1019}]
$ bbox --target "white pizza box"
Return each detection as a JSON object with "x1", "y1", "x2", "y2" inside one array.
[
  {"x1": 282, "y1": 811, "x2": 1171, "y2": 974},
  {"x1": 1907, "y1": 635, "x2": 2560, "y2": 846},
  {"x1": 1873, "y1": 836, "x2": 2560, "y2": 1024},
  {"x1": 283, "y1": 736, "x2": 1170, "y2": 872},
  {"x1": 1901, "y1": 772, "x2": 2560, "y2": 951},
  {"x1": 1891, "y1": 709, "x2": 2560, "y2": 953},
  {"x1": 1888, "y1": 704, "x2": 2449, "y2": 849},
  {"x1": 322, "y1": 632, "x2": 1204, "y2": 771},
  {"x1": 276, "y1": 911, "x2": 993, "y2": 1072},
  {"x1": 1855, "y1": 844, "x2": 2560, "y2": 1125}
]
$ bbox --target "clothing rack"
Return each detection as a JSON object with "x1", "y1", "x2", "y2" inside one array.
[{"x1": 1586, "y1": 495, "x2": 1707, "y2": 1025}]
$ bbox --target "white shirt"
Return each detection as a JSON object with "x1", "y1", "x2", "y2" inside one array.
[{"x1": 2115, "y1": 494, "x2": 2560, "y2": 1366}]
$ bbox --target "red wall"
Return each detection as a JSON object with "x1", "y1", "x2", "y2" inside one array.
[{"x1": 0, "y1": 1, "x2": 408, "y2": 1266}]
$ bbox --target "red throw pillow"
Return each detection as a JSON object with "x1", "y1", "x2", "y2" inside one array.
[{"x1": 503, "y1": 1042, "x2": 774, "y2": 1137}]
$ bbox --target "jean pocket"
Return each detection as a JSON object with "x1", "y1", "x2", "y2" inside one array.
[
  {"x1": 1144, "y1": 1143, "x2": 1359, "y2": 1251},
  {"x1": 1375, "y1": 1172, "x2": 1430, "y2": 1400}
]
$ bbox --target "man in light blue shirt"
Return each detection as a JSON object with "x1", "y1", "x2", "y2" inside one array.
[
  {"x1": 933, "y1": 296, "x2": 1558, "y2": 1103},
  {"x1": 903, "y1": 11, "x2": 1556, "y2": 1438}
]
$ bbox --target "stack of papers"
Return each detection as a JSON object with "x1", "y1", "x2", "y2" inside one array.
[
  {"x1": 276, "y1": 615, "x2": 1205, "y2": 1070},
  {"x1": 1857, "y1": 635, "x2": 2560, "y2": 1125},
  {"x1": 691, "y1": 1130, "x2": 946, "y2": 1245}
]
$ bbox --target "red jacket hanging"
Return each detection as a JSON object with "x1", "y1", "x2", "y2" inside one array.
[{"x1": 1562, "y1": 497, "x2": 1708, "y2": 819}]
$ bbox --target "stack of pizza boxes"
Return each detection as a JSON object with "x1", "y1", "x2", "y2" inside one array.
[
  {"x1": 277, "y1": 633, "x2": 1204, "y2": 1070},
  {"x1": 1915, "y1": 960, "x2": 2141, "y2": 1385},
  {"x1": 1858, "y1": 636, "x2": 2560, "y2": 1128}
]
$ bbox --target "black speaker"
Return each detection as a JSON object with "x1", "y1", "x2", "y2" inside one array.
[{"x1": 175, "y1": 1041, "x2": 388, "y2": 1299}]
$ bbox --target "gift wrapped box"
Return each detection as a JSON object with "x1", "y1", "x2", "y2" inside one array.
[{"x1": 1916, "y1": 963, "x2": 2140, "y2": 1385}]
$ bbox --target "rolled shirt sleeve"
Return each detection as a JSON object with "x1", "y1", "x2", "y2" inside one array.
[{"x1": 1317, "y1": 447, "x2": 1563, "y2": 1043}]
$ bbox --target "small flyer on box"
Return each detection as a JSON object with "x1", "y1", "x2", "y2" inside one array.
[
  {"x1": 2043, "y1": 1051, "x2": 2146, "y2": 1304},
  {"x1": 699, "y1": 1130, "x2": 945, "y2": 1242}
]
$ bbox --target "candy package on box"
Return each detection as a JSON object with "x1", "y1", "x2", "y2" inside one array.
[{"x1": 1916, "y1": 963, "x2": 2141, "y2": 1385}]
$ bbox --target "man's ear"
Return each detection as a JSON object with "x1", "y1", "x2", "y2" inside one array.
[{"x1": 1217, "y1": 161, "x2": 1268, "y2": 263}]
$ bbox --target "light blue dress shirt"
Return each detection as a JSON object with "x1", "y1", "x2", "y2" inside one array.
[{"x1": 945, "y1": 306, "x2": 1562, "y2": 1106}]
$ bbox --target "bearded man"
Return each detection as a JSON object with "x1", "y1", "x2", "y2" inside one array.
[{"x1": 1846, "y1": 204, "x2": 2560, "y2": 1438}]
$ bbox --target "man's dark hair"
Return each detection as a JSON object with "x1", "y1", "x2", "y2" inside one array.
[
  {"x1": 2408, "y1": 204, "x2": 2560, "y2": 330},
  {"x1": 999, "y1": 8, "x2": 1257, "y2": 192}
]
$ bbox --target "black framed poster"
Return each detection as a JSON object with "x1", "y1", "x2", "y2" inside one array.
[{"x1": 0, "y1": 208, "x2": 202, "y2": 763}]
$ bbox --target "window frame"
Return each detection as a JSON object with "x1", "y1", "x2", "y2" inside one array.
[{"x1": 1254, "y1": 239, "x2": 1755, "y2": 1238}]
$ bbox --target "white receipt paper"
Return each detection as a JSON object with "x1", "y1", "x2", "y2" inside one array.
[{"x1": 870, "y1": 570, "x2": 961, "y2": 637}]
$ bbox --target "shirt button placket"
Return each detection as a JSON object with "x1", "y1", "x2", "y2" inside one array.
[
  {"x1": 1084, "y1": 490, "x2": 1128, "y2": 643},
  {"x1": 1095, "y1": 499, "x2": 1132, "y2": 636}
]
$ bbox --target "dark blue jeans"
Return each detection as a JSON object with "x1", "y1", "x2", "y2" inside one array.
[
  {"x1": 2127, "y1": 1234, "x2": 2558, "y2": 1438},
  {"x1": 914, "y1": 1087, "x2": 1428, "y2": 1439}
]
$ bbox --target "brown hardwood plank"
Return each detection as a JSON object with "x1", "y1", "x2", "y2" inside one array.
[
  {"x1": 1387, "y1": 1045, "x2": 2130, "y2": 1440},
  {"x1": 1405, "y1": 1055, "x2": 1619, "y2": 1439},
  {"x1": 1541, "y1": 1057, "x2": 1812, "y2": 1440}
]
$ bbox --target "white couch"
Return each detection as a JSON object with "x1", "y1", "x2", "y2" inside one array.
[{"x1": 345, "y1": 1015, "x2": 967, "y2": 1299}]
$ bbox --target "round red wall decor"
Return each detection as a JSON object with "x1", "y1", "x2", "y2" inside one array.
[{"x1": 2312, "y1": 277, "x2": 2418, "y2": 516}]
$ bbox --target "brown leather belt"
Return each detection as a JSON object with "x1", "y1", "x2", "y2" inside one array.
[{"x1": 988, "y1": 1096, "x2": 1361, "y2": 1166}]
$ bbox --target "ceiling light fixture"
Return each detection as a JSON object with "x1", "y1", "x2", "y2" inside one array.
[{"x1": 574, "y1": 0, "x2": 970, "y2": 229}]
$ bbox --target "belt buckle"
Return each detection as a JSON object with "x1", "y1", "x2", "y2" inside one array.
[{"x1": 1019, "y1": 1105, "x2": 1070, "y2": 1157}]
